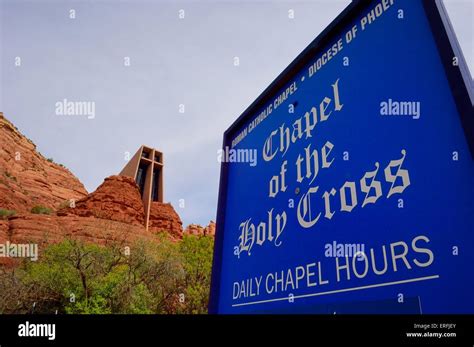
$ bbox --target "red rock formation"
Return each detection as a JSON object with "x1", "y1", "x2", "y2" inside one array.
[
  {"x1": 185, "y1": 224, "x2": 204, "y2": 236},
  {"x1": 184, "y1": 221, "x2": 216, "y2": 236},
  {"x1": 8, "y1": 214, "x2": 155, "y2": 246},
  {"x1": 205, "y1": 221, "x2": 216, "y2": 236},
  {"x1": 0, "y1": 220, "x2": 9, "y2": 243},
  {"x1": 148, "y1": 202, "x2": 183, "y2": 238},
  {"x1": 59, "y1": 175, "x2": 145, "y2": 226},
  {"x1": 0, "y1": 112, "x2": 212, "y2": 264},
  {"x1": 0, "y1": 213, "x2": 160, "y2": 266},
  {"x1": 0, "y1": 113, "x2": 87, "y2": 213}
]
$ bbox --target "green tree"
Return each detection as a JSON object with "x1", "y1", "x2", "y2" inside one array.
[
  {"x1": 0, "y1": 234, "x2": 214, "y2": 314},
  {"x1": 176, "y1": 235, "x2": 214, "y2": 314}
]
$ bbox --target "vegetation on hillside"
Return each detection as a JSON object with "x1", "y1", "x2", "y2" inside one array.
[
  {"x1": 0, "y1": 208, "x2": 16, "y2": 219},
  {"x1": 30, "y1": 205, "x2": 53, "y2": 215},
  {"x1": 0, "y1": 234, "x2": 214, "y2": 314}
]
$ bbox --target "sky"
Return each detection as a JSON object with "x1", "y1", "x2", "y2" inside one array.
[{"x1": 0, "y1": 0, "x2": 472, "y2": 227}]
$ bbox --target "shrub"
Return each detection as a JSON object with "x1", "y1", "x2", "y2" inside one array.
[
  {"x1": 0, "y1": 235, "x2": 214, "y2": 314},
  {"x1": 0, "y1": 209, "x2": 16, "y2": 219},
  {"x1": 31, "y1": 205, "x2": 53, "y2": 215},
  {"x1": 177, "y1": 235, "x2": 214, "y2": 314}
]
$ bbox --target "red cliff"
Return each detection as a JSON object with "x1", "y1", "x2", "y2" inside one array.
[
  {"x1": 0, "y1": 112, "x2": 210, "y2": 266},
  {"x1": 58, "y1": 175, "x2": 145, "y2": 226},
  {"x1": 148, "y1": 202, "x2": 183, "y2": 238},
  {"x1": 0, "y1": 112, "x2": 87, "y2": 213}
]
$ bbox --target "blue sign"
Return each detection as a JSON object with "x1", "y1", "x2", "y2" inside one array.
[{"x1": 210, "y1": 0, "x2": 474, "y2": 314}]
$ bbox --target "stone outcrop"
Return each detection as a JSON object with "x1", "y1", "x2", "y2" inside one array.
[
  {"x1": 184, "y1": 221, "x2": 216, "y2": 236},
  {"x1": 0, "y1": 112, "x2": 87, "y2": 213},
  {"x1": 206, "y1": 221, "x2": 216, "y2": 236},
  {"x1": 59, "y1": 175, "x2": 145, "y2": 226},
  {"x1": 0, "y1": 112, "x2": 213, "y2": 266},
  {"x1": 148, "y1": 202, "x2": 183, "y2": 238},
  {"x1": 0, "y1": 220, "x2": 9, "y2": 243},
  {"x1": 0, "y1": 213, "x2": 159, "y2": 266},
  {"x1": 7, "y1": 214, "x2": 155, "y2": 246}
]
